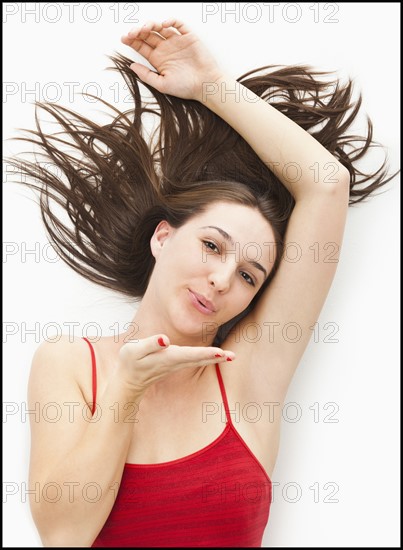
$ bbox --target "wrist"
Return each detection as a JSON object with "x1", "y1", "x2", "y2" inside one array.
[
  {"x1": 108, "y1": 367, "x2": 146, "y2": 404},
  {"x1": 195, "y1": 71, "x2": 232, "y2": 103},
  {"x1": 197, "y1": 73, "x2": 240, "y2": 107}
]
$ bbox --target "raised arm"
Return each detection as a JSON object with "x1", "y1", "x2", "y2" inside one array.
[
  {"x1": 198, "y1": 73, "x2": 350, "y2": 198},
  {"x1": 122, "y1": 19, "x2": 350, "y2": 398},
  {"x1": 197, "y1": 72, "x2": 350, "y2": 398}
]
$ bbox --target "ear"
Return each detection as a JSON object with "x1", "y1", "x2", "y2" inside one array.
[{"x1": 150, "y1": 220, "x2": 174, "y2": 259}]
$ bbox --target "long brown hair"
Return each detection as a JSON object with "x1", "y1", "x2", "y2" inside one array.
[{"x1": 7, "y1": 53, "x2": 397, "y2": 340}]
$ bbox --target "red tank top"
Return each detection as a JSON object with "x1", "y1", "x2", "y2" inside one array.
[{"x1": 83, "y1": 338, "x2": 272, "y2": 547}]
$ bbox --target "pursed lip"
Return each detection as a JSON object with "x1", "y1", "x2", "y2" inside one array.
[{"x1": 188, "y1": 289, "x2": 216, "y2": 313}]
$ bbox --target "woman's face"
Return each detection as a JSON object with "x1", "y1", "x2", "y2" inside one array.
[{"x1": 150, "y1": 201, "x2": 276, "y2": 339}]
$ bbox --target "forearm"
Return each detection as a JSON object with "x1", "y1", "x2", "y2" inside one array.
[
  {"x1": 32, "y1": 379, "x2": 142, "y2": 547},
  {"x1": 199, "y1": 73, "x2": 350, "y2": 200}
]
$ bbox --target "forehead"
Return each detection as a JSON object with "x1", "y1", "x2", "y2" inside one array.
[{"x1": 191, "y1": 202, "x2": 274, "y2": 240}]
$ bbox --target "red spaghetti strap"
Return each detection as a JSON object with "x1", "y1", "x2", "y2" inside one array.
[
  {"x1": 214, "y1": 363, "x2": 233, "y2": 427},
  {"x1": 82, "y1": 337, "x2": 97, "y2": 416}
]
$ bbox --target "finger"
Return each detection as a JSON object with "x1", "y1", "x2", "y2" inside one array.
[
  {"x1": 123, "y1": 31, "x2": 165, "y2": 51},
  {"x1": 161, "y1": 18, "x2": 192, "y2": 35},
  {"x1": 176, "y1": 354, "x2": 235, "y2": 372},
  {"x1": 127, "y1": 21, "x2": 160, "y2": 42},
  {"x1": 123, "y1": 27, "x2": 149, "y2": 44},
  {"x1": 132, "y1": 23, "x2": 167, "y2": 48},
  {"x1": 129, "y1": 63, "x2": 166, "y2": 92},
  {"x1": 121, "y1": 333, "x2": 170, "y2": 360},
  {"x1": 123, "y1": 26, "x2": 142, "y2": 40},
  {"x1": 156, "y1": 27, "x2": 181, "y2": 39},
  {"x1": 143, "y1": 31, "x2": 166, "y2": 49},
  {"x1": 147, "y1": 334, "x2": 170, "y2": 353},
  {"x1": 122, "y1": 37, "x2": 154, "y2": 59},
  {"x1": 123, "y1": 21, "x2": 176, "y2": 44},
  {"x1": 164, "y1": 345, "x2": 236, "y2": 367},
  {"x1": 137, "y1": 20, "x2": 179, "y2": 36},
  {"x1": 149, "y1": 21, "x2": 182, "y2": 38}
]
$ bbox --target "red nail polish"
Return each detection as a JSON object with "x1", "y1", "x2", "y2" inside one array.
[
  {"x1": 226, "y1": 357, "x2": 233, "y2": 362},
  {"x1": 158, "y1": 337, "x2": 166, "y2": 347},
  {"x1": 214, "y1": 353, "x2": 222, "y2": 358}
]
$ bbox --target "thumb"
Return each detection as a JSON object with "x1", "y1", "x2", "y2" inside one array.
[
  {"x1": 129, "y1": 63, "x2": 165, "y2": 91},
  {"x1": 119, "y1": 333, "x2": 171, "y2": 362}
]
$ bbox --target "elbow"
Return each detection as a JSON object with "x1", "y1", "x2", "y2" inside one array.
[
  {"x1": 32, "y1": 508, "x2": 95, "y2": 547},
  {"x1": 298, "y1": 164, "x2": 351, "y2": 202},
  {"x1": 40, "y1": 530, "x2": 95, "y2": 548},
  {"x1": 338, "y1": 165, "x2": 351, "y2": 189},
  {"x1": 332, "y1": 165, "x2": 351, "y2": 195},
  {"x1": 319, "y1": 164, "x2": 350, "y2": 201}
]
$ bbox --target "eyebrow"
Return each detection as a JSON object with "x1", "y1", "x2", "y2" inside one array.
[{"x1": 200, "y1": 225, "x2": 268, "y2": 279}]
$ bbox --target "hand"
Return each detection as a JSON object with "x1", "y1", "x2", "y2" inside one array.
[
  {"x1": 117, "y1": 334, "x2": 235, "y2": 394},
  {"x1": 121, "y1": 18, "x2": 225, "y2": 101}
]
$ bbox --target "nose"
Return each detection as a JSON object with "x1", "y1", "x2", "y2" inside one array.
[{"x1": 207, "y1": 262, "x2": 234, "y2": 292}]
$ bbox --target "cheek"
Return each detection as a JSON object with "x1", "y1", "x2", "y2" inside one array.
[
  {"x1": 225, "y1": 283, "x2": 254, "y2": 311},
  {"x1": 179, "y1": 241, "x2": 205, "y2": 270},
  {"x1": 159, "y1": 240, "x2": 201, "y2": 276},
  {"x1": 236, "y1": 294, "x2": 253, "y2": 313}
]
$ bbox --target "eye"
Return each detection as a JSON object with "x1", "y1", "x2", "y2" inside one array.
[
  {"x1": 202, "y1": 240, "x2": 220, "y2": 253},
  {"x1": 240, "y1": 271, "x2": 256, "y2": 287}
]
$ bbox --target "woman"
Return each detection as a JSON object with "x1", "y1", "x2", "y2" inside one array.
[{"x1": 12, "y1": 18, "x2": 396, "y2": 547}]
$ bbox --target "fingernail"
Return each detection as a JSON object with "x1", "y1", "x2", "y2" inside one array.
[
  {"x1": 214, "y1": 353, "x2": 222, "y2": 358},
  {"x1": 226, "y1": 357, "x2": 233, "y2": 362},
  {"x1": 158, "y1": 337, "x2": 166, "y2": 347}
]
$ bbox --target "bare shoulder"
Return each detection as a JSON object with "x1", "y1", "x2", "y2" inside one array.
[
  {"x1": 30, "y1": 336, "x2": 92, "y2": 377},
  {"x1": 29, "y1": 336, "x2": 96, "y2": 405}
]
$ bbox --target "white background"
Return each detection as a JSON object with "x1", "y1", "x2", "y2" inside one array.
[{"x1": 3, "y1": 2, "x2": 400, "y2": 547}]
